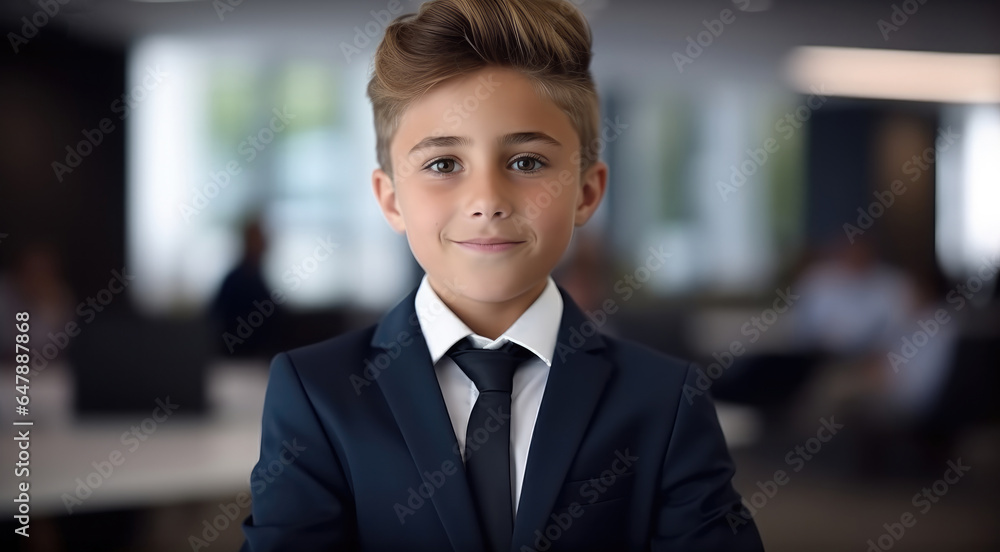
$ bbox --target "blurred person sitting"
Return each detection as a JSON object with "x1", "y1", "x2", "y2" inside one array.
[
  {"x1": 846, "y1": 270, "x2": 961, "y2": 477},
  {"x1": 788, "y1": 242, "x2": 919, "y2": 447},
  {"x1": 793, "y1": 241, "x2": 916, "y2": 356},
  {"x1": 209, "y1": 216, "x2": 283, "y2": 358}
]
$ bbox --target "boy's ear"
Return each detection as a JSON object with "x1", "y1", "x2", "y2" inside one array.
[
  {"x1": 574, "y1": 160, "x2": 608, "y2": 227},
  {"x1": 372, "y1": 168, "x2": 406, "y2": 235}
]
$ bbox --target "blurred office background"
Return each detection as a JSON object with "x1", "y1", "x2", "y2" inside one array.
[{"x1": 1, "y1": 0, "x2": 998, "y2": 550}]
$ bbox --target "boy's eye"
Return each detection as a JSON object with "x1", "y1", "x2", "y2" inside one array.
[
  {"x1": 510, "y1": 155, "x2": 546, "y2": 173},
  {"x1": 426, "y1": 158, "x2": 462, "y2": 174}
]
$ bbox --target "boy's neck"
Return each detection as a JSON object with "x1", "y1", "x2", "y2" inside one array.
[{"x1": 428, "y1": 277, "x2": 548, "y2": 341}]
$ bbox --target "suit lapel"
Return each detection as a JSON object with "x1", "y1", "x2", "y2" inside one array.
[
  {"x1": 512, "y1": 286, "x2": 613, "y2": 550},
  {"x1": 371, "y1": 288, "x2": 486, "y2": 552}
]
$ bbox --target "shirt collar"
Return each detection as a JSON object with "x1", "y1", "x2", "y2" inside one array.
[{"x1": 414, "y1": 273, "x2": 563, "y2": 367}]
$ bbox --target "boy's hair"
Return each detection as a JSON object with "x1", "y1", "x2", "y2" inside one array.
[{"x1": 367, "y1": 0, "x2": 600, "y2": 180}]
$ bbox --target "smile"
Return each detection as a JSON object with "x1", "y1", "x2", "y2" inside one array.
[{"x1": 452, "y1": 240, "x2": 526, "y2": 253}]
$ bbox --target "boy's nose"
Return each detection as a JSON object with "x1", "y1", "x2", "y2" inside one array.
[{"x1": 466, "y1": 168, "x2": 513, "y2": 219}]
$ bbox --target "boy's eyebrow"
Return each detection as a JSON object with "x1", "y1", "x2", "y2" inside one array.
[
  {"x1": 407, "y1": 132, "x2": 562, "y2": 155},
  {"x1": 499, "y1": 132, "x2": 562, "y2": 149}
]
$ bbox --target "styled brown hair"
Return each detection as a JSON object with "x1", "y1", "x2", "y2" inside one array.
[{"x1": 366, "y1": 0, "x2": 600, "y2": 179}]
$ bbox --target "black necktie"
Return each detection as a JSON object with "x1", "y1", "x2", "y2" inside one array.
[{"x1": 447, "y1": 338, "x2": 535, "y2": 552}]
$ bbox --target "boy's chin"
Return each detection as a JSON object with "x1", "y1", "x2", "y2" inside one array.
[{"x1": 433, "y1": 273, "x2": 547, "y2": 305}]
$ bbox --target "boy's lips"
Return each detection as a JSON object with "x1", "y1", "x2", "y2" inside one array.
[{"x1": 452, "y1": 237, "x2": 526, "y2": 253}]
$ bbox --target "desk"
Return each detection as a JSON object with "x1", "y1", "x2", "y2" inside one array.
[{"x1": 2, "y1": 361, "x2": 269, "y2": 516}]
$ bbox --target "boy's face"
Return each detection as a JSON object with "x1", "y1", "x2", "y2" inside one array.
[{"x1": 372, "y1": 66, "x2": 607, "y2": 308}]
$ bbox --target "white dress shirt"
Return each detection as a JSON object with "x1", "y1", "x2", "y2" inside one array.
[{"x1": 413, "y1": 274, "x2": 563, "y2": 516}]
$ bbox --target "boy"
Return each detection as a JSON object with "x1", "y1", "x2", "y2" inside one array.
[{"x1": 241, "y1": 0, "x2": 765, "y2": 550}]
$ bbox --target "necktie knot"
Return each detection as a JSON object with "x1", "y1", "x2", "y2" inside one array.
[{"x1": 446, "y1": 338, "x2": 534, "y2": 394}]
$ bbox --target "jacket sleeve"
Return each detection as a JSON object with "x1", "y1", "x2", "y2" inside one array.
[
  {"x1": 649, "y1": 363, "x2": 766, "y2": 551},
  {"x1": 240, "y1": 352, "x2": 358, "y2": 551}
]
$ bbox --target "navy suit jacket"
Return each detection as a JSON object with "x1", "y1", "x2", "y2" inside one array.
[{"x1": 240, "y1": 284, "x2": 765, "y2": 551}]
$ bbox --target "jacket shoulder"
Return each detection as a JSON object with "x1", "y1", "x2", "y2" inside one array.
[
  {"x1": 279, "y1": 324, "x2": 378, "y2": 377},
  {"x1": 599, "y1": 333, "x2": 693, "y2": 385}
]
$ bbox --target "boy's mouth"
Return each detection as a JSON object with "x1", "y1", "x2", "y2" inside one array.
[{"x1": 452, "y1": 236, "x2": 526, "y2": 253}]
